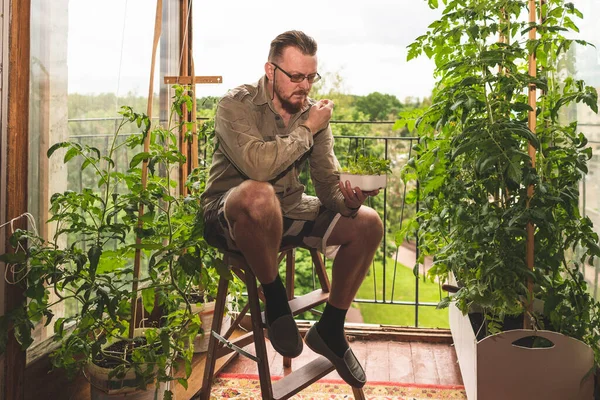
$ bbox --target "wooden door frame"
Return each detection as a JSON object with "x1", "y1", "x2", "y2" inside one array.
[{"x1": 2, "y1": 0, "x2": 31, "y2": 398}]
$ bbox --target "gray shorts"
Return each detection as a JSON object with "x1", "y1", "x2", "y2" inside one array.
[{"x1": 203, "y1": 191, "x2": 341, "y2": 258}]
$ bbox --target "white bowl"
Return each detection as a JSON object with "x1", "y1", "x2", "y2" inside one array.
[{"x1": 339, "y1": 173, "x2": 387, "y2": 191}]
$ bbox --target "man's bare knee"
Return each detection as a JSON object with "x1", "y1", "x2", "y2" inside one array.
[
  {"x1": 355, "y1": 207, "x2": 384, "y2": 245},
  {"x1": 366, "y1": 208, "x2": 384, "y2": 243},
  {"x1": 227, "y1": 180, "x2": 280, "y2": 223}
]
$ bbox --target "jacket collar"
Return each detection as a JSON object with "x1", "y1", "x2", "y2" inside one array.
[{"x1": 251, "y1": 75, "x2": 270, "y2": 106}]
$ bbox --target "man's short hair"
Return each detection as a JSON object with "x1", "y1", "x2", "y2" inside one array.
[{"x1": 268, "y1": 30, "x2": 317, "y2": 63}]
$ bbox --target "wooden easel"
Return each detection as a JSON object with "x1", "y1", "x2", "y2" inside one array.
[{"x1": 163, "y1": 1, "x2": 222, "y2": 197}]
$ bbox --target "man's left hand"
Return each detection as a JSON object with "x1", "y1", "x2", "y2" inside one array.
[{"x1": 339, "y1": 180, "x2": 380, "y2": 210}]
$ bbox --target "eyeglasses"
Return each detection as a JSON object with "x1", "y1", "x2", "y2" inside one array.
[{"x1": 271, "y1": 63, "x2": 321, "y2": 84}]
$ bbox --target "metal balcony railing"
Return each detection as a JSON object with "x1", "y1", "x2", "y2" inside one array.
[
  {"x1": 66, "y1": 116, "x2": 600, "y2": 326},
  {"x1": 66, "y1": 116, "x2": 443, "y2": 328}
]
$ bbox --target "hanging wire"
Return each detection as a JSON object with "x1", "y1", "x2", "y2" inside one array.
[{"x1": 0, "y1": 213, "x2": 39, "y2": 284}]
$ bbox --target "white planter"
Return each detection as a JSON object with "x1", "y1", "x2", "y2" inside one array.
[
  {"x1": 449, "y1": 303, "x2": 594, "y2": 400},
  {"x1": 86, "y1": 329, "x2": 167, "y2": 400},
  {"x1": 190, "y1": 300, "x2": 231, "y2": 353},
  {"x1": 339, "y1": 173, "x2": 387, "y2": 191}
]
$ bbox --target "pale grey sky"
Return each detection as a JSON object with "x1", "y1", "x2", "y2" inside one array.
[
  {"x1": 68, "y1": 0, "x2": 599, "y2": 101},
  {"x1": 68, "y1": 0, "x2": 441, "y2": 101}
]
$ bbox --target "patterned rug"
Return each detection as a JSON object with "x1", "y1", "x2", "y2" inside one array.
[{"x1": 210, "y1": 373, "x2": 467, "y2": 399}]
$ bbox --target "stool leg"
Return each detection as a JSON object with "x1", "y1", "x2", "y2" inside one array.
[
  {"x1": 245, "y1": 268, "x2": 274, "y2": 399},
  {"x1": 199, "y1": 274, "x2": 229, "y2": 400},
  {"x1": 352, "y1": 387, "x2": 366, "y2": 399},
  {"x1": 283, "y1": 248, "x2": 295, "y2": 368},
  {"x1": 310, "y1": 248, "x2": 330, "y2": 292}
]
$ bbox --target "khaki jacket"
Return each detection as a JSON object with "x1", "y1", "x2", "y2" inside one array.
[{"x1": 201, "y1": 76, "x2": 356, "y2": 220}]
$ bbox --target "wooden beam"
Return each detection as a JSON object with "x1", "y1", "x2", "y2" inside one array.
[
  {"x1": 177, "y1": 0, "x2": 191, "y2": 196},
  {"x1": 164, "y1": 75, "x2": 222, "y2": 85},
  {"x1": 4, "y1": 0, "x2": 31, "y2": 398},
  {"x1": 131, "y1": 0, "x2": 163, "y2": 341},
  {"x1": 525, "y1": 0, "x2": 537, "y2": 330}
]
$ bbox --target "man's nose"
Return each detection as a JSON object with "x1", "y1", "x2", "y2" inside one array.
[{"x1": 299, "y1": 78, "x2": 311, "y2": 91}]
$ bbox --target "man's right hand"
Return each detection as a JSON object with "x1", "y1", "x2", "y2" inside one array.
[{"x1": 304, "y1": 99, "x2": 334, "y2": 135}]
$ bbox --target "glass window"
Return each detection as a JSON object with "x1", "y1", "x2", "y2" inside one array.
[
  {"x1": 27, "y1": 0, "x2": 178, "y2": 352},
  {"x1": 574, "y1": 0, "x2": 600, "y2": 299}
]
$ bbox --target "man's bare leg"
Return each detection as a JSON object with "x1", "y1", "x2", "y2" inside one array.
[
  {"x1": 328, "y1": 206, "x2": 384, "y2": 308},
  {"x1": 225, "y1": 180, "x2": 282, "y2": 283},
  {"x1": 224, "y1": 180, "x2": 303, "y2": 357},
  {"x1": 315, "y1": 206, "x2": 384, "y2": 355},
  {"x1": 304, "y1": 205, "x2": 383, "y2": 387}
]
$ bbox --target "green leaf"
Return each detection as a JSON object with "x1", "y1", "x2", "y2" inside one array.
[
  {"x1": 506, "y1": 159, "x2": 522, "y2": 183},
  {"x1": 63, "y1": 147, "x2": 79, "y2": 163},
  {"x1": 0, "y1": 252, "x2": 27, "y2": 264},
  {"x1": 130, "y1": 152, "x2": 151, "y2": 169},
  {"x1": 510, "y1": 103, "x2": 533, "y2": 112},
  {"x1": 177, "y1": 378, "x2": 188, "y2": 390},
  {"x1": 14, "y1": 320, "x2": 33, "y2": 350},
  {"x1": 178, "y1": 253, "x2": 200, "y2": 275},
  {"x1": 89, "y1": 146, "x2": 101, "y2": 159},
  {"x1": 47, "y1": 142, "x2": 69, "y2": 158},
  {"x1": 142, "y1": 287, "x2": 155, "y2": 315},
  {"x1": 54, "y1": 318, "x2": 66, "y2": 337},
  {"x1": 450, "y1": 99, "x2": 464, "y2": 111},
  {"x1": 81, "y1": 158, "x2": 92, "y2": 171},
  {"x1": 451, "y1": 140, "x2": 479, "y2": 159},
  {"x1": 582, "y1": 91, "x2": 598, "y2": 114},
  {"x1": 129, "y1": 243, "x2": 164, "y2": 250},
  {"x1": 437, "y1": 297, "x2": 451, "y2": 309},
  {"x1": 185, "y1": 357, "x2": 192, "y2": 377},
  {"x1": 395, "y1": 230, "x2": 405, "y2": 247},
  {"x1": 87, "y1": 245, "x2": 102, "y2": 282}
]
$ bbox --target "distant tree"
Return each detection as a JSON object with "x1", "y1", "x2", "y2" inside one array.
[
  {"x1": 354, "y1": 92, "x2": 402, "y2": 121},
  {"x1": 197, "y1": 96, "x2": 220, "y2": 111}
]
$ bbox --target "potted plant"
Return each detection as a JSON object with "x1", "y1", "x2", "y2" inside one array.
[
  {"x1": 339, "y1": 154, "x2": 391, "y2": 191},
  {"x1": 179, "y1": 122, "x2": 244, "y2": 354},
  {"x1": 0, "y1": 86, "x2": 216, "y2": 399},
  {"x1": 184, "y1": 268, "x2": 232, "y2": 353},
  {"x1": 175, "y1": 213, "x2": 232, "y2": 355},
  {"x1": 400, "y1": 0, "x2": 600, "y2": 398}
]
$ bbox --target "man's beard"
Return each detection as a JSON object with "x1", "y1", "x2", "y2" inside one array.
[{"x1": 275, "y1": 84, "x2": 308, "y2": 114}]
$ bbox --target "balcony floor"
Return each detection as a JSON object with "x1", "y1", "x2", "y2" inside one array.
[
  {"x1": 26, "y1": 325, "x2": 463, "y2": 399},
  {"x1": 220, "y1": 325, "x2": 463, "y2": 387}
]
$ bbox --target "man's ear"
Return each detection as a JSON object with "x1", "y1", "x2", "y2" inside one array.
[{"x1": 265, "y1": 62, "x2": 275, "y2": 80}]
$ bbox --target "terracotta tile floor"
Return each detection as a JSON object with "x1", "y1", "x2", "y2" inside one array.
[{"x1": 220, "y1": 335, "x2": 464, "y2": 386}]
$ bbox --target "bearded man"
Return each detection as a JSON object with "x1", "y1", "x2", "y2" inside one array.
[{"x1": 201, "y1": 30, "x2": 383, "y2": 388}]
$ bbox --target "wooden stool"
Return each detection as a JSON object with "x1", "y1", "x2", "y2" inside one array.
[{"x1": 198, "y1": 246, "x2": 366, "y2": 400}]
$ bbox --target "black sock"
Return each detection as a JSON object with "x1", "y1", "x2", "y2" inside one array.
[
  {"x1": 316, "y1": 302, "x2": 349, "y2": 358},
  {"x1": 261, "y1": 275, "x2": 291, "y2": 324}
]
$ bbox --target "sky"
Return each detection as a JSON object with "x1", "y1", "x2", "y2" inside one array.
[
  {"x1": 67, "y1": 0, "x2": 443, "y2": 102},
  {"x1": 67, "y1": 0, "x2": 599, "y2": 102}
]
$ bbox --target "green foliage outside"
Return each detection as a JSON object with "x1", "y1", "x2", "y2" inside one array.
[
  {"x1": 353, "y1": 92, "x2": 403, "y2": 121},
  {"x1": 279, "y1": 248, "x2": 448, "y2": 329},
  {"x1": 356, "y1": 257, "x2": 449, "y2": 328}
]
